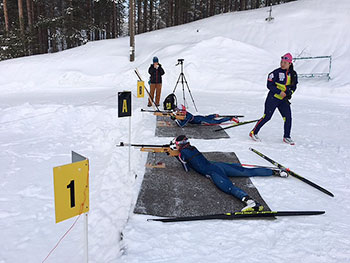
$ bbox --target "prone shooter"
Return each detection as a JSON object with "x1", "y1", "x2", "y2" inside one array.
[{"x1": 118, "y1": 136, "x2": 288, "y2": 212}]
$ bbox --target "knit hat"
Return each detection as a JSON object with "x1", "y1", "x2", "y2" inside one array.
[
  {"x1": 281, "y1": 53, "x2": 293, "y2": 63},
  {"x1": 153, "y1": 56, "x2": 159, "y2": 63}
]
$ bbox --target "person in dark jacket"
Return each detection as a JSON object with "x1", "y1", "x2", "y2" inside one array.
[
  {"x1": 148, "y1": 56, "x2": 165, "y2": 107},
  {"x1": 170, "y1": 135, "x2": 288, "y2": 212},
  {"x1": 250, "y1": 53, "x2": 298, "y2": 145}
]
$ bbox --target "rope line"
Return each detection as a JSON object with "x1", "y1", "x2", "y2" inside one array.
[{"x1": 42, "y1": 160, "x2": 89, "y2": 263}]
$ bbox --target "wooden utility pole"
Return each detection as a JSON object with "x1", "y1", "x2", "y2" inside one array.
[
  {"x1": 3, "y1": 0, "x2": 9, "y2": 33},
  {"x1": 129, "y1": 0, "x2": 135, "y2": 61}
]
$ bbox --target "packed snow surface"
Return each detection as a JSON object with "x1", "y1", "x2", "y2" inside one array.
[{"x1": 0, "y1": 0, "x2": 349, "y2": 262}]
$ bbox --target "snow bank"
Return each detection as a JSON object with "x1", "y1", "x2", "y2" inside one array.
[{"x1": 0, "y1": 0, "x2": 349, "y2": 262}]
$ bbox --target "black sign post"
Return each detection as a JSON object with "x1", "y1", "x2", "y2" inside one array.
[
  {"x1": 118, "y1": 91, "x2": 132, "y2": 173},
  {"x1": 118, "y1": 91, "x2": 132, "y2": 118}
]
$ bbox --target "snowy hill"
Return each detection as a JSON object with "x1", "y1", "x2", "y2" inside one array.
[{"x1": 0, "y1": 0, "x2": 350, "y2": 262}]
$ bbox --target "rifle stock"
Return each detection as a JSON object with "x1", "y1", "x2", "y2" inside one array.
[
  {"x1": 117, "y1": 142, "x2": 179, "y2": 156},
  {"x1": 141, "y1": 109, "x2": 186, "y2": 120}
]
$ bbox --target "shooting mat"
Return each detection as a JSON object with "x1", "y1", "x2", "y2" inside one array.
[{"x1": 134, "y1": 151, "x2": 271, "y2": 217}]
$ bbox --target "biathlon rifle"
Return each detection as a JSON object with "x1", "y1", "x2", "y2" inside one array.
[
  {"x1": 140, "y1": 109, "x2": 186, "y2": 120},
  {"x1": 141, "y1": 109, "x2": 244, "y2": 121},
  {"x1": 117, "y1": 142, "x2": 179, "y2": 156}
]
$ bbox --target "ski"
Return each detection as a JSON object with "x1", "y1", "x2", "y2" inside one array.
[
  {"x1": 217, "y1": 115, "x2": 244, "y2": 118},
  {"x1": 249, "y1": 148, "x2": 334, "y2": 197},
  {"x1": 148, "y1": 210, "x2": 325, "y2": 223},
  {"x1": 214, "y1": 119, "x2": 260, "y2": 132},
  {"x1": 200, "y1": 122, "x2": 240, "y2": 126},
  {"x1": 157, "y1": 120, "x2": 242, "y2": 127},
  {"x1": 241, "y1": 163, "x2": 279, "y2": 170}
]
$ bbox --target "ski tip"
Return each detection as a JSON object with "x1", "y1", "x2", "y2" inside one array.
[
  {"x1": 147, "y1": 218, "x2": 171, "y2": 222},
  {"x1": 147, "y1": 218, "x2": 164, "y2": 222},
  {"x1": 147, "y1": 218, "x2": 169, "y2": 222},
  {"x1": 308, "y1": 211, "x2": 326, "y2": 215},
  {"x1": 214, "y1": 128, "x2": 223, "y2": 132}
]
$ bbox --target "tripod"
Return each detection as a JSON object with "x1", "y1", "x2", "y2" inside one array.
[{"x1": 173, "y1": 59, "x2": 198, "y2": 112}]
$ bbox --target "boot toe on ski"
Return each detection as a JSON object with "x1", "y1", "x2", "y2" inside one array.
[
  {"x1": 242, "y1": 204, "x2": 264, "y2": 212},
  {"x1": 241, "y1": 197, "x2": 264, "y2": 212}
]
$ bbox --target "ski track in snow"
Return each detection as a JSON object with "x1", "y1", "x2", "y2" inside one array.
[{"x1": 1, "y1": 0, "x2": 350, "y2": 262}]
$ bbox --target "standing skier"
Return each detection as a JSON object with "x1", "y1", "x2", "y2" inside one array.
[
  {"x1": 250, "y1": 53, "x2": 298, "y2": 145},
  {"x1": 148, "y1": 56, "x2": 165, "y2": 107},
  {"x1": 170, "y1": 135, "x2": 288, "y2": 212}
]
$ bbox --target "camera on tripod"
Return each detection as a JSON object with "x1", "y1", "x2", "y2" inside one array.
[{"x1": 176, "y1": 59, "x2": 184, "y2": 66}]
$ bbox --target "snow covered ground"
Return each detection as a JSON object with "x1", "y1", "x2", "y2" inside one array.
[{"x1": 0, "y1": 0, "x2": 350, "y2": 262}]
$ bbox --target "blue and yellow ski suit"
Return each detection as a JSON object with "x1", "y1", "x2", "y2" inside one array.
[
  {"x1": 176, "y1": 112, "x2": 232, "y2": 128},
  {"x1": 252, "y1": 67, "x2": 298, "y2": 138},
  {"x1": 178, "y1": 145, "x2": 274, "y2": 200}
]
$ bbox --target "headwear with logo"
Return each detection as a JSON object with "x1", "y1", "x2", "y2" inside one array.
[{"x1": 281, "y1": 53, "x2": 293, "y2": 63}]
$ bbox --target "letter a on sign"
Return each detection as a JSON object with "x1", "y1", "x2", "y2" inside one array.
[
  {"x1": 118, "y1": 91, "x2": 132, "y2": 117},
  {"x1": 122, "y1": 100, "x2": 128, "y2": 112}
]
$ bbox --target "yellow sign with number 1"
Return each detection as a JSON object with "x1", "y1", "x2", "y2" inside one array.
[{"x1": 53, "y1": 159, "x2": 89, "y2": 223}]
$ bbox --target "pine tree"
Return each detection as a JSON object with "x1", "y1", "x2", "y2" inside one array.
[
  {"x1": 3, "y1": 0, "x2": 9, "y2": 33},
  {"x1": 17, "y1": 0, "x2": 24, "y2": 36},
  {"x1": 143, "y1": 0, "x2": 147, "y2": 32}
]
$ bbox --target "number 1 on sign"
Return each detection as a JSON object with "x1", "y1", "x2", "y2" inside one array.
[
  {"x1": 67, "y1": 180, "x2": 75, "y2": 208},
  {"x1": 53, "y1": 159, "x2": 89, "y2": 223}
]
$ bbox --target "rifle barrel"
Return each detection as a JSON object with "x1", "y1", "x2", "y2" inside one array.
[
  {"x1": 141, "y1": 109, "x2": 170, "y2": 113},
  {"x1": 118, "y1": 142, "x2": 170, "y2": 147}
]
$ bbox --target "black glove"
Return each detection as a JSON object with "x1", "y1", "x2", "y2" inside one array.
[
  {"x1": 285, "y1": 90, "x2": 292, "y2": 100},
  {"x1": 285, "y1": 86, "x2": 294, "y2": 100}
]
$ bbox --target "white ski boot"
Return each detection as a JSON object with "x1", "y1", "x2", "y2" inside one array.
[
  {"x1": 273, "y1": 169, "x2": 289, "y2": 178},
  {"x1": 283, "y1": 137, "x2": 295, "y2": 145},
  {"x1": 241, "y1": 196, "x2": 264, "y2": 212},
  {"x1": 249, "y1": 131, "x2": 261, "y2": 142}
]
